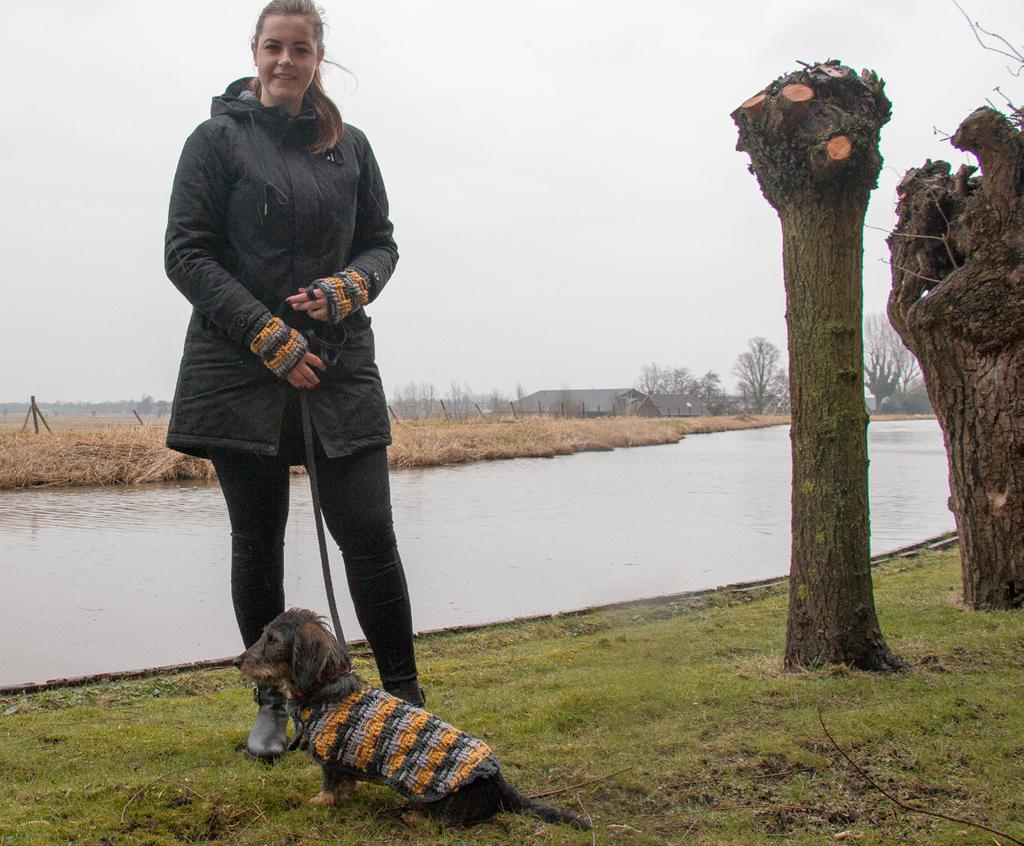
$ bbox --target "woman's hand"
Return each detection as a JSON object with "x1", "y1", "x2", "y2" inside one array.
[
  {"x1": 286, "y1": 351, "x2": 327, "y2": 389},
  {"x1": 286, "y1": 287, "x2": 329, "y2": 322}
]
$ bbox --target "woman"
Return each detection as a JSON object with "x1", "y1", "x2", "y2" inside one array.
[{"x1": 165, "y1": 0, "x2": 422, "y2": 761}]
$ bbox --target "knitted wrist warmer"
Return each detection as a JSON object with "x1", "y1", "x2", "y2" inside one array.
[
  {"x1": 311, "y1": 268, "x2": 370, "y2": 324},
  {"x1": 248, "y1": 316, "x2": 308, "y2": 378}
]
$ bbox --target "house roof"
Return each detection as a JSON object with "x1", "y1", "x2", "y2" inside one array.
[
  {"x1": 514, "y1": 388, "x2": 645, "y2": 410},
  {"x1": 648, "y1": 393, "x2": 700, "y2": 413}
]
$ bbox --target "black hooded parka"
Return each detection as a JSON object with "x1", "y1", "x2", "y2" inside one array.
[{"x1": 165, "y1": 79, "x2": 397, "y2": 460}]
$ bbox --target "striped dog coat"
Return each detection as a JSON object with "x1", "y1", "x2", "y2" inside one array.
[{"x1": 297, "y1": 686, "x2": 501, "y2": 803}]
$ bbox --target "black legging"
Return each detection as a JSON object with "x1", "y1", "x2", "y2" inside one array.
[{"x1": 210, "y1": 441, "x2": 417, "y2": 689}]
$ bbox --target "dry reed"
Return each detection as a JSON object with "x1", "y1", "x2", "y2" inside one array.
[
  {"x1": 0, "y1": 428, "x2": 214, "y2": 489},
  {"x1": 386, "y1": 414, "x2": 786, "y2": 468},
  {"x1": 0, "y1": 415, "x2": 787, "y2": 490}
]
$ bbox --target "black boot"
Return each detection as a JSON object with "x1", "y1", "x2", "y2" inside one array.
[
  {"x1": 245, "y1": 685, "x2": 288, "y2": 762},
  {"x1": 385, "y1": 680, "x2": 426, "y2": 708}
]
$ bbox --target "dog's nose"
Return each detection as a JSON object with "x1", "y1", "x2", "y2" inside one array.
[{"x1": 232, "y1": 653, "x2": 245, "y2": 668}]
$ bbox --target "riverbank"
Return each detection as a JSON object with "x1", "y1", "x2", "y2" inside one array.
[
  {"x1": 0, "y1": 414, "x2": 787, "y2": 489},
  {"x1": 2, "y1": 548, "x2": 1021, "y2": 844}
]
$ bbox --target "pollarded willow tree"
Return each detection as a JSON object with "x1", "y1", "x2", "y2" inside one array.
[
  {"x1": 732, "y1": 61, "x2": 903, "y2": 670},
  {"x1": 888, "y1": 106, "x2": 1023, "y2": 610}
]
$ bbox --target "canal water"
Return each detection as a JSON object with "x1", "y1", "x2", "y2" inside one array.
[{"x1": 0, "y1": 419, "x2": 953, "y2": 686}]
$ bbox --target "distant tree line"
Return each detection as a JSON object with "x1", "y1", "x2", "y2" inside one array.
[
  {"x1": 389, "y1": 382, "x2": 527, "y2": 420},
  {"x1": 636, "y1": 336, "x2": 790, "y2": 415},
  {"x1": 636, "y1": 320, "x2": 931, "y2": 417},
  {"x1": 0, "y1": 395, "x2": 171, "y2": 417}
]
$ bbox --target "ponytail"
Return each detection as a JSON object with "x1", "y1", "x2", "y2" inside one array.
[{"x1": 304, "y1": 67, "x2": 344, "y2": 154}]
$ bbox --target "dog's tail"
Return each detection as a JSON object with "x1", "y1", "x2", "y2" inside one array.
[{"x1": 493, "y1": 773, "x2": 592, "y2": 830}]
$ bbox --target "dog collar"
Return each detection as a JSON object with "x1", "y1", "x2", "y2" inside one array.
[{"x1": 292, "y1": 667, "x2": 353, "y2": 701}]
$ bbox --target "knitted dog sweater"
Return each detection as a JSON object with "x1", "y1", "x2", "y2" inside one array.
[{"x1": 297, "y1": 686, "x2": 500, "y2": 803}]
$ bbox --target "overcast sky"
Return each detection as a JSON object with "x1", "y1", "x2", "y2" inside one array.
[{"x1": 2, "y1": 0, "x2": 1019, "y2": 403}]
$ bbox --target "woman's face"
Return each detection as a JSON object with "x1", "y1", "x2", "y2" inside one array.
[{"x1": 251, "y1": 14, "x2": 322, "y2": 115}]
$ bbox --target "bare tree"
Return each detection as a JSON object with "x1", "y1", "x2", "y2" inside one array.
[
  {"x1": 733, "y1": 60, "x2": 902, "y2": 671},
  {"x1": 637, "y1": 363, "x2": 696, "y2": 395},
  {"x1": 863, "y1": 313, "x2": 919, "y2": 411},
  {"x1": 444, "y1": 382, "x2": 469, "y2": 419},
  {"x1": 636, "y1": 363, "x2": 663, "y2": 395},
  {"x1": 664, "y1": 367, "x2": 696, "y2": 395},
  {"x1": 770, "y1": 369, "x2": 790, "y2": 413},
  {"x1": 488, "y1": 388, "x2": 507, "y2": 417},
  {"x1": 391, "y1": 382, "x2": 438, "y2": 420},
  {"x1": 732, "y1": 337, "x2": 785, "y2": 414},
  {"x1": 696, "y1": 370, "x2": 725, "y2": 415}
]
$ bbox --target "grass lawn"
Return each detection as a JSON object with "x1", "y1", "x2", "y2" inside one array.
[{"x1": 2, "y1": 549, "x2": 1021, "y2": 845}]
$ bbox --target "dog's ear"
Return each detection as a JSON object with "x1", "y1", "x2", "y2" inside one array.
[{"x1": 292, "y1": 621, "x2": 347, "y2": 692}]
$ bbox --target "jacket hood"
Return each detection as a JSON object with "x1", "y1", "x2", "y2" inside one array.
[{"x1": 211, "y1": 77, "x2": 317, "y2": 130}]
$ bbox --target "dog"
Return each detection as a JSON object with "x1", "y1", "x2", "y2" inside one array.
[{"x1": 234, "y1": 608, "x2": 590, "y2": 829}]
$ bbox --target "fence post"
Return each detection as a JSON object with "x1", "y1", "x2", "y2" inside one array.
[
  {"x1": 439, "y1": 399, "x2": 450, "y2": 422},
  {"x1": 473, "y1": 402, "x2": 486, "y2": 421},
  {"x1": 36, "y1": 398, "x2": 51, "y2": 433},
  {"x1": 388, "y1": 405, "x2": 400, "y2": 422},
  {"x1": 508, "y1": 401, "x2": 517, "y2": 420},
  {"x1": 133, "y1": 409, "x2": 145, "y2": 426}
]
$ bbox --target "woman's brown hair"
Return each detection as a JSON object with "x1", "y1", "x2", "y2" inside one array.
[{"x1": 250, "y1": 0, "x2": 343, "y2": 154}]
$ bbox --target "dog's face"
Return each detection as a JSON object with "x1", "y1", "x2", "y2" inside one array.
[{"x1": 234, "y1": 608, "x2": 350, "y2": 694}]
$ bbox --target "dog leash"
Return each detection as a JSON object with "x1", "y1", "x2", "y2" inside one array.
[{"x1": 299, "y1": 391, "x2": 346, "y2": 647}]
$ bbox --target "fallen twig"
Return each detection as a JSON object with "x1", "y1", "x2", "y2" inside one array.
[
  {"x1": 679, "y1": 818, "x2": 700, "y2": 841},
  {"x1": 817, "y1": 703, "x2": 1024, "y2": 845},
  {"x1": 576, "y1": 795, "x2": 597, "y2": 846},
  {"x1": 529, "y1": 765, "x2": 634, "y2": 800},
  {"x1": 226, "y1": 805, "x2": 266, "y2": 843},
  {"x1": 120, "y1": 765, "x2": 209, "y2": 824}
]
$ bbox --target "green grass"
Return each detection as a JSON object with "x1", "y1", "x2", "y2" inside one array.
[{"x1": 2, "y1": 550, "x2": 1022, "y2": 845}]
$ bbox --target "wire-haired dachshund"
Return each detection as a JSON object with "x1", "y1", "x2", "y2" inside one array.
[{"x1": 234, "y1": 608, "x2": 590, "y2": 830}]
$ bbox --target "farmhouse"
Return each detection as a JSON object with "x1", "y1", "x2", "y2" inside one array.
[
  {"x1": 513, "y1": 388, "x2": 650, "y2": 417},
  {"x1": 513, "y1": 389, "x2": 703, "y2": 418},
  {"x1": 648, "y1": 393, "x2": 704, "y2": 417}
]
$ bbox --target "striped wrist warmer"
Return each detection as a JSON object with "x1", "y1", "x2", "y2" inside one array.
[
  {"x1": 311, "y1": 269, "x2": 370, "y2": 324},
  {"x1": 248, "y1": 316, "x2": 308, "y2": 378}
]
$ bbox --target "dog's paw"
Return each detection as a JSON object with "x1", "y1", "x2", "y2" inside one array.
[
  {"x1": 310, "y1": 791, "x2": 339, "y2": 806},
  {"x1": 400, "y1": 807, "x2": 428, "y2": 826}
]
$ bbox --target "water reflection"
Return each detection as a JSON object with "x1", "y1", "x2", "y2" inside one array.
[{"x1": 0, "y1": 420, "x2": 952, "y2": 685}]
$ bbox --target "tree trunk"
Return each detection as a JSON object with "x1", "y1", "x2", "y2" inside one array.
[
  {"x1": 732, "y1": 61, "x2": 903, "y2": 670},
  {"x1": 888, "y1": 107, "x2": 1024, "y2": 610}
]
